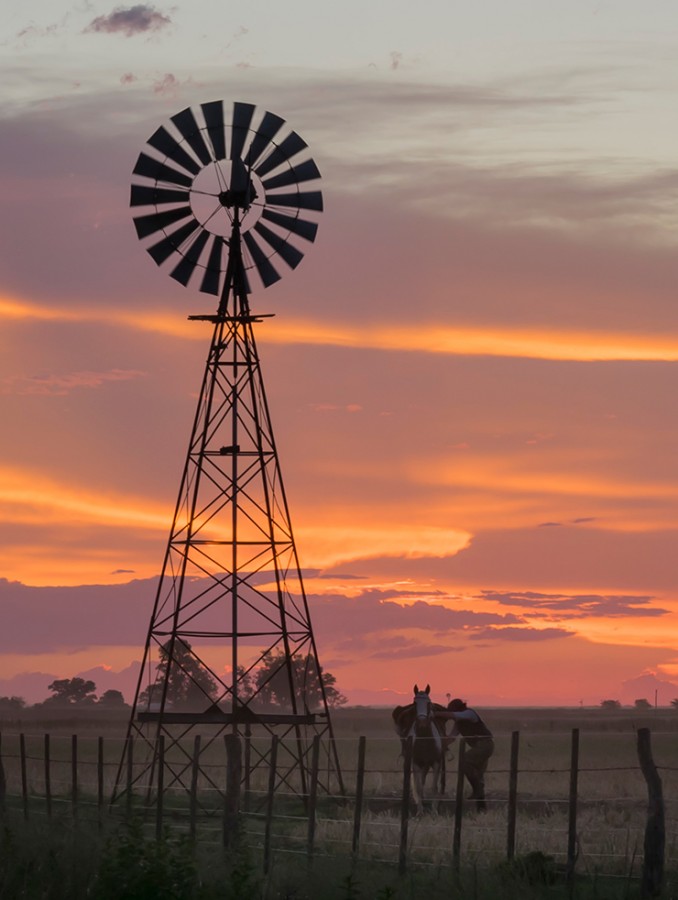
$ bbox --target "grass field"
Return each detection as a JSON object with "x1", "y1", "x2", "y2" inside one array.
[{"x1": 0, "y1": 706, "x2": 677, "y2": 897}]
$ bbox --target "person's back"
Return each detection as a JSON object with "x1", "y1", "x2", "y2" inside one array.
[{"x1": 445, "y1": 698, "x2": 494, "y2": 810}]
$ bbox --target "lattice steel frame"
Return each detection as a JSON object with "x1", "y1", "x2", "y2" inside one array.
[{"x1": 112, "y1": 216, "x2": 343, "y2": 811}]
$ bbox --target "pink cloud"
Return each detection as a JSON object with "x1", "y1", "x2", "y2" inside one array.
[{"x1": 0, "y1": 369, "x2": 145, "y2": 396}]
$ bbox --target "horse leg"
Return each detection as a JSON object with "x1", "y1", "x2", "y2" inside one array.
[
  {"x1": 411, "y1": 765, "x2": 424, "y2": 816},
  {"x1": 430, "y1": 761, "x2": 441, "y2": 815}
]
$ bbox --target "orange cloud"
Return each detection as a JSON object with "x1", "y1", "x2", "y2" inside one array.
[
  {"x1": 4, "y1": 292, "x2": 678, "y2": 361},
  {"x1": 0, "y1": 465, "x2": 168, "y2": 530},
  {"x1": 295, "y1": 523, "x2": 471, "y2": 567}
]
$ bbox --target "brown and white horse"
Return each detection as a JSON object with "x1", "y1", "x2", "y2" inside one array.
[{"x1": 392, "y1": 684, "x2": 447, "y2": 814}]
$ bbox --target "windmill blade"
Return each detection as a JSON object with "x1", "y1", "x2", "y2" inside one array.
[
  {"x1": 170, "y1": 107, "x2": 213, "y2": 165},
  {"x1": 242, "y1": 231, "x2": 281, "y2": 287},
  {"x1": 230, "y1": 102, "x2": 255, "y2": 161},
  {"x1": 147, "y1": 126, "x2": 201, "y2": 176},
  {"x1": 245, "y1": 110, "x2": 284, "y2": 167},
  {"x1": 200, "y1": 236, "x2": 224, "y2": 295},
  {"x1": 255, "y1": 132, "x2": 308, "y2": 178},
  {"x1": 134, "y1": 205, "x2": 194, "y2": 240},
  {"x1": 253, "y1": 221, "x2": 304, "y2": 270},
  {"x1": 201, "y1": 100, "x2": 227, "y2": 160},
  {"x1": 147, "y1": 219, "x2": 201, "y2": 265},
  {"x1": 169, "y1": 229, "x2": 211, "y2": 286},
  {"x1": 261, "y1": 158, "x2": 320, "y2": 191},
  {"x1": 130, "y1": 184, "x2": 189, "y2": 207},
  {"x1": 260, "y1": 208, "x2": 318, "y2": 243},
  {"x1": 266, "y1": 190, "x2": 324, "y2": 212},
  {"x1": 133, "y1": 152, "x2": 193, "y2": 188}
]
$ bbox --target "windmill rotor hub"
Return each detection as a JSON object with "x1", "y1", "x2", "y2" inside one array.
[{"x1": 218, "y1": 183, "x2": 257, "y2": 210}]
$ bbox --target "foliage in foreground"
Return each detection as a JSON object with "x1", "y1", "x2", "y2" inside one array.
[{"x1": 0, "y1": 816, "x2": 670, "y2": 899}]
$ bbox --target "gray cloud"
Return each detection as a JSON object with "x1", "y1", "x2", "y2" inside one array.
[
  {"x1": 470, "y1": 626, "x2": 575, "y2": 641},
  {"x1": 84, "y1": 5, "x2": 171, "y2": 37},
  {"x1": 0, "y1": 578, "x2": 521, "y2": 655},
  {"x1": 479, "y1": 590, "x2": 669, "y2": 618}
]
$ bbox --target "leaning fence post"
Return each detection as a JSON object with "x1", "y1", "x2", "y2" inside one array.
[
  {"x1": 398, "y1": 736, "x2": 413, "y2": 875},
  {"x1": 452, "y1": 738, "x2": 466, "y2": 874},
  {"x1": 637, "y1": 727, "x2": 664, "y2": 898},
  {"x1": 263, "y1": 736, "x2": 278, "y2": 874},
  {"x1": 507, "y1": 731, "x2": 520, "y2": 860},
  {"x1": 352, "y1": 736, "x2": 367, "y2": 858},
  {"x1": 566, "y1": 728, "x2": 579, "y2": 889},
  {"x1": 20, "y1": 733, "x2": 28, "y2": 820},
  {"x1": 223, "y1": 734, "x2": 241, "y2": 848}
]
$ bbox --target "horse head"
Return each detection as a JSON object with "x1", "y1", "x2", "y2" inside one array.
[{"x1": 413, "y1": 684, "x2": 433, "y2": 731}]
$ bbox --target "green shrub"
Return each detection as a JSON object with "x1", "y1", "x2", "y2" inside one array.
[{"x1": 95, "y1": 819, "x2": 198, "y2": 900}]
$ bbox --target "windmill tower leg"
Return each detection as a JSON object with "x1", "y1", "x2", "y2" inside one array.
[{"x1": 113, "y1": 300, "x2": 343, "y2": 810}]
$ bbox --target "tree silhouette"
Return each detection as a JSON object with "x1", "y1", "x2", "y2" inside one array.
[
  {"x1": 98, "y1": 689, "x2": 127, "y2": 707},
  {"x1": 600, "y1": 699, "x2": 621, "y2": 710},
  {"x1": 0, "y1": 696, "x2": 25, "y2": 713},
  {"x1": 139, "y1": 639, "x2": 218, "y2": 710},
  {"x1": 254, "y1": 649, "x2": 347, "y2": 711},
  {"x1": 634, "y1": 698, "x2": 652, "y2": 710},
  {"x1": 45, "y1": 677, "x2": 97, "y2": 706}
]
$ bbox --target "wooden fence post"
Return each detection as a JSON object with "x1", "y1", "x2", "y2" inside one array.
[
  {"x1": 507, "y1": 730, "x2": 519, "y2": 860},
  {"x1": 306, "y1": 735, "x2": 321, "y2": 863},
  {"x1": 0, "y1": 733, "x2": 5, "y2": 817},
  {"x1": 71, "y1": 734, "x2": 78, "y2": 821},
  {"x1": 44, "y1": 734, "x2": 52, "y2": 820},
  {"x1": 566, "y1": 727, "x2": 579, "y2": 889},
  {"x1": 243, "y1": 724, "x2": 252, "y2": 812},
  {"x1": 352, "y1": 736, "x2": 367, "y2": 858},
  {"x1": 452, "y1": 738, "x2": 466, "y2": 874},
  {"x1": 263, "y1": 736, "x2": 278, "y2": 874},
  {"x1": 189, "y1": 735, "x2": 201, "y2": 841},
  {"x1": 20, "y1": 733, "x2": 28, "y2": 820},
  {"x1": 155, "y1": 735, "x2": 165, "y2": 841},
  {"x1": 223, "y1": 734, "x2": 241, "y2": 848},
  {"x1": 126, "y1": 734, "x2": 134, "y2": 818},
  {"x1": 398, "y1": 736, "x2": 413, "y2": 875},
  {"x1": 97, "y1": 736, "x2": 104, "y2": 829},
  {"x1": 637, "y1": 727, "x2": 664, "y2": 898}
]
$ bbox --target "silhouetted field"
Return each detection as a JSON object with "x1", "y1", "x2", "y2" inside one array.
[{"x1": 0, "y1": 707, "x2": 676, "y2": 897}]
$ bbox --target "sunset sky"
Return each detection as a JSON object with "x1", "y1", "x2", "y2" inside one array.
[{"x1": 1, "y1": 0, "x2": 678, "y2": 707}]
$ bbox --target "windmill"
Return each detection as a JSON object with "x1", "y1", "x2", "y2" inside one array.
[{"x1": 112, "y1": 101, "x2": 343, "y2": 811}]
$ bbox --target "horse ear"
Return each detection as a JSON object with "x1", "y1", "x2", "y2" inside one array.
[
  {"x1": 413, "y1": 684, "x2": 419, "y2": 694},
  {"x1": 425, "y1": 684, "x2": 431, "y2": 694}
]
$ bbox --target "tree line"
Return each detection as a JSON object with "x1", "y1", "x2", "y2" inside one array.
[
  {"x1": 601, "y1": 698, "x2": 678, "y2": 709},
  {"x1": 0, "y1": 640, "x2": 348, "y2": 712}
]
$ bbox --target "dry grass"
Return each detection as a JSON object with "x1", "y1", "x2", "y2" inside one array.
[{"x1": 2, "y1": 706, "x2": 678, "y2": 878}]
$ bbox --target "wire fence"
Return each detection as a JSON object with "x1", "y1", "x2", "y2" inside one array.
[{"x1": 0, "y1": 726, "x2": 675, "y2": 887}]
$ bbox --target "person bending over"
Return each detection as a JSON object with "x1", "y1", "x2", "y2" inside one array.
[{"x1": 444, "y1": 698, "x2": 494, "y2": 811}]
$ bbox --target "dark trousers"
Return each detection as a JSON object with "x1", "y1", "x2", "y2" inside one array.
[{"x1": 463, "y1": 737, "x2": 494, "y2": 810}]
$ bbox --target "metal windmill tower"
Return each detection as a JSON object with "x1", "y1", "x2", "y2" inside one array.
[{"x1": 112, "y1": 101, "x2": 343, "y2": 810}]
